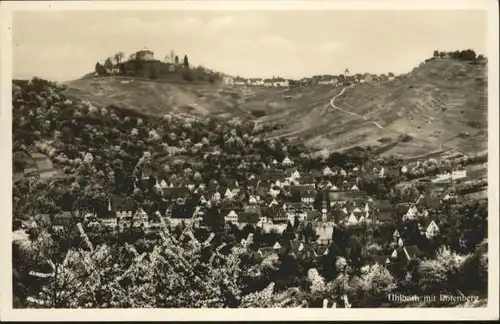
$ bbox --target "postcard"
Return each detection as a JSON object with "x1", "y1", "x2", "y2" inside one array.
[{"x1": 1, "y1": 0, "x2": 498, "y2": 321}]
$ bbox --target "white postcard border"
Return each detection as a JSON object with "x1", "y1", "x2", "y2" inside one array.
[{"x1": 1, "y1": 0, "x2": 498, "y2": 321}]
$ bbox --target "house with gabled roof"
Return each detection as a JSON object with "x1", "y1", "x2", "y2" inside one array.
[
  {"x1": 268, "y1": 198, "x2": 279, "y2": 208},
  {"x1": 351, "y1": 206, "x2": 363, "y2": 217},
  {"x1": 159, "y1": 179, "x2": 168, "y2": 188},
  {"x1": 298, "y1": 174, "x2": 316, "y2": 187},
  {"x1": 346, "y1": 212, "x2": 358, "y2": 225},
  {"x1": 281, "y1": 156, "x2": 294, "y2": 166},
  {"x1": 274, "y1": 239, "x2": 306, "y2": 257},
  {"x1": 350, "y1": 184, "x2": 360, "y2": 191},
  {"x1": 223, "y1": 187, "x2": 235, "y2": 200},
  {"x1": 301, "y1": 190, "x2": 316, "y2": 205},
  {"x1": 248, "y1": 195, "x2": 259, "y2": 205},
  {"x1": 284, "y1": 168, "x2": 300, "y2": 179},
  {"x1": 441, "y1": 188, "x2": 456, "y2": 202},
  {"x1": 210, "y1": 190, "x2": 221, "y2": 201},
  {"x1": 425, "y1": 220, "x2": 440, "y2": 239},
  {"x1": 329, "y1": 191, "x2": 349, "y2": 207},
  {"x1": 388, "y1": 245, "x2": 420, "y2": 265},
  {"x1": 317, "y1": 179, "x2": 333, "y2": 190},
  {"x1": 403, "y1": 205, "x2": 419, "y2": 221},
  {"x1": 225, "y1": 210, "x2": 239, "y2": 224},
  {"x1": 357, "y1": 213, "x2": 368, "y2": 223}
]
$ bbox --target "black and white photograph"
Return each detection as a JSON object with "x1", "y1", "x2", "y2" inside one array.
[{"x1": 1, "y1": 0, "x2": 498, "y2": 321}]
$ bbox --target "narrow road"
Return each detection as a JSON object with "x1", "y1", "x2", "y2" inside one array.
[{"x1": 329, "y1": 87, "x2": 383, "y2": 129}]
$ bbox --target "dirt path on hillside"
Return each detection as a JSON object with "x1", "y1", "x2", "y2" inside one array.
[
  {"x1": 330, "y1": 86, "x2": 385, "y2": 129},
  {"x1": 329, "y1": 87, "x2": 469, "y2": 158}
]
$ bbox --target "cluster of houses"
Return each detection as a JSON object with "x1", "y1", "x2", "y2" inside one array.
[
  {"x1": 227, "y1": 77, "x2": 291, "y2": 88},
  {"x1": 20, "y1": 156, "x2": 459, "y2": 250},
  {"x1": 19, "y1": 148, "x2": 469, "y2": 277},
  {"x1": 223, "y1": 68, "x2": 399, "y2": 88},
  {"x1": 18, "y1": 152, "x2": 467, "y2": 276},
  {"x1": 399, "y1": 162, "x2": 468, "y2": 182},
  {"x1": 432, "y1": 169, "x2": 467, "y2": 182}
]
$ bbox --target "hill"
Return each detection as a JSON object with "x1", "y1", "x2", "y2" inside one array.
[
  {"x1": 63, "y1": 77, "x2": 253, "y2": 120},
  {"x1": 257, "y1": 58, "x2": 488, "y2": 160},
  {"x1": 63, "y1": 57, "x2": 488, "y2": 160}
]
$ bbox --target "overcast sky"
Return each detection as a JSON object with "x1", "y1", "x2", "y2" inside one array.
[{"x1": 13, "y1": 10, "x2": 487, "y2": 81}]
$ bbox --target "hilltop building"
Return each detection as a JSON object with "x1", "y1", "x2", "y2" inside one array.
[{"x1": 135, "y1": 48, "x2": 154, "y2": 61}]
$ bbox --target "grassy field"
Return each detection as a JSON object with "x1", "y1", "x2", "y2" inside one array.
[
  {"x1": 64, "y1": 77, "x2": 252, "y2": 120},
  {"x1": 64, "y1": 58, "x2": 487, "y2": 159}
]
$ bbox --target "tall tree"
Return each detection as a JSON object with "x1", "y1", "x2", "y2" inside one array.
[
  {"x1": 114, "y1": 52, "x2": 125, "y2": 65},
  {"x1": 183, "y1": 55, "x2": 190, "y2": 68},
  {"x1": 94, "y1": 62, "x2": 105, "y2": 75},
  {"x1": 303, "y1": 222, "x2": 318, "y2": 243},
  {"x1": 174, "y1": 55, "x2": 179, "y2": 65},
  {"x1": 104, "y1": 57, "x2": 113, "y2": 70},
  {"x1": 347, "y1": 235, "x2": 363, "y2": 274},
  {"x1": 282, "y1": 221, "x2": 295, "y2": 241},
  {"x1": 170, "y1": 50, "x2": 175, "y2": 64}
]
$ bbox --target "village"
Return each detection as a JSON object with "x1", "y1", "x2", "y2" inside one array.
[
  {"x1": 24, "y1": 151, "x2": 475, "y2": 268},
  {"x1": 225, "y1": 69, "x2": 398, "y2": 88}
]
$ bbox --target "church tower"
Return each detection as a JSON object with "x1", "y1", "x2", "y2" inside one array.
[{"x1": 321, "y1": 191, "x2": 328, "y2": 222}]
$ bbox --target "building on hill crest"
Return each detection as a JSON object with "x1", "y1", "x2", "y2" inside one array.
[{"x1": 135, "y1": 48, "x2": 154, "y2": 61}]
